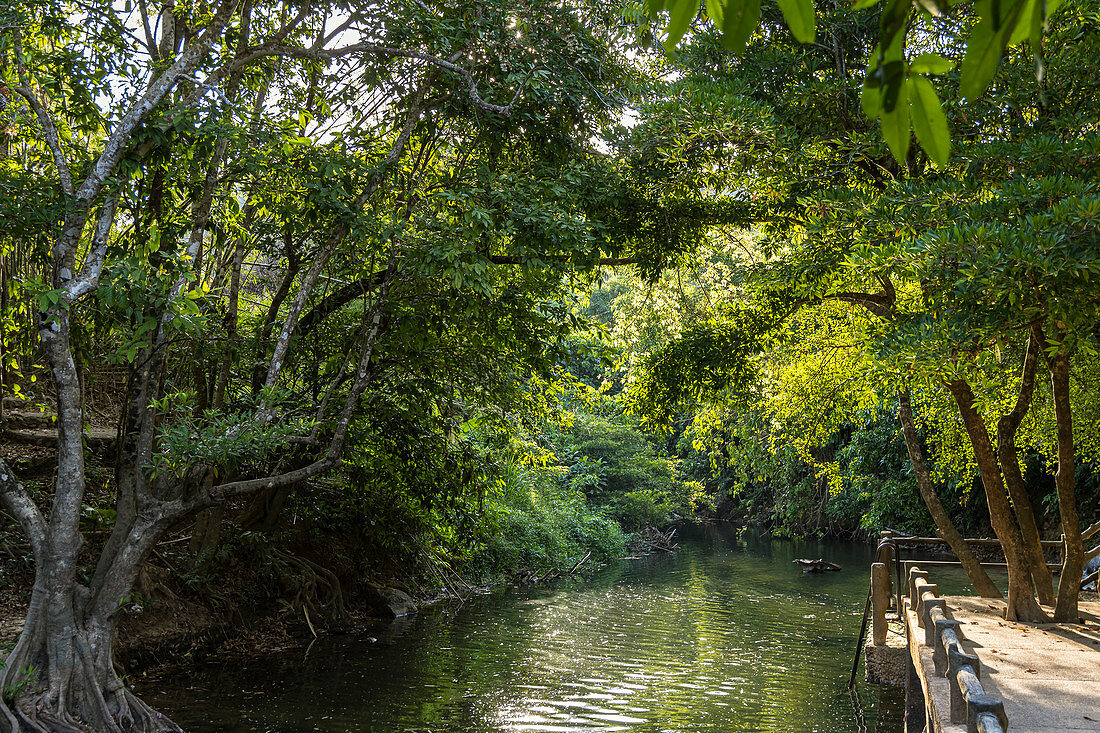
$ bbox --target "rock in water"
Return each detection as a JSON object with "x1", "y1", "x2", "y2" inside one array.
[
  {"x1": 793, "y1": 558, "x2": 842, "y2": 573},
  {"x1": 365, "y1": 584, "x2": 418, "y2": 618}
]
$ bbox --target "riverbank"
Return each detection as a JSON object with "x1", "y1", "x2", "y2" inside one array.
[{"x1": 0, "y1": 519, "x2": 690, "y2": 684}]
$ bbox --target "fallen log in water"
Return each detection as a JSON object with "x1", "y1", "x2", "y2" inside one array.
[{"x1": 794, "y1": 558, "x2": 842, "y2": 573}]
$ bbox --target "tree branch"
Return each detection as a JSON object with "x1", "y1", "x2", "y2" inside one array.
[
  {"x1": 64, "y1": 191, "x2": 119, "y2": 301},
  {"x1": 200, "y1": 266, "x2": 397, "y2": 509},
  {"x1": 262, "y1": 69, "x2": 437, "y2": 395},
  {"x1": 77, "y1": 0, "x2": 239, "y2": 206},
  {"x1": 11, "y1": 28, "x2": 74, "y2": 197},
  {"x1": 295, "y1": 255, "x2": 637, "y2": 340},
  {"x1": 797, "y1": 289, "x2": 895, "y2": 320},
  {"x1": 0, "y1": 458, "x2": 48, "y2": 562},
  {"x1": 232, "y1": 40, "x2": 526, "y2": 116}
]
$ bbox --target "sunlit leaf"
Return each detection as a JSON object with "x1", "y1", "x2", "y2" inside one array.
[
  {"x1": 861, "y1": 60, "x2": 885, "y2": 118},
  {"x1": 909, "y1": 53, "x2": 954, "y2": 74},
  {"x1": 960, "y1": 0, "x2": 1025, "y2": 100},
  {"x1": 878, "y1": 0, "x2": 911, "y2": 51},
  {"x1": 909, "y1": 76, "x2": 951, "y2": 168},
  {"x1": 1009, "y1": 0, "x2": 1040, "y2": 43},
  {"x1": 914, "y1": 0, "x2": 949, "y2": 17},
  {"x1": 776, "y1": 0, "x2": 815, "y2": 43},
  {"x1": 719, "y1": 0, "x2": 763, "y2": 54},
  {"x1": 663, "y1": 0, "x2": 700, "y2": 50}
]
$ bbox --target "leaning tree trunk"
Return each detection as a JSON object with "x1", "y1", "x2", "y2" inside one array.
[
  {"x1": 897, "y1": 390, "x2": 1002, "y2": 598},
  {"x1": 947, "y1": 380, "x2": 1049, "y2": 622}
]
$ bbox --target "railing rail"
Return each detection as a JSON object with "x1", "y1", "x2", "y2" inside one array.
[
  {"x1": 884, "y1": 526, "x2": 1100, "y2": 590},
  {"x1": 889, "y1": 535, "x2": 1062, "y2": 548},
  {"x1": 909, "y1": 566, "x2": 1009, "y2": 733}
]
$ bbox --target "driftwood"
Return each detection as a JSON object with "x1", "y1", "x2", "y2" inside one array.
[
  {"x1": 794, "y1": 558, "x2": 842, "y2": 573},
  {"x1": 512, "y1": 550, "x2": 593, "y2": 585},
  {"x1": 628, "y1": 526, "x2": 679, "y2": 556}
]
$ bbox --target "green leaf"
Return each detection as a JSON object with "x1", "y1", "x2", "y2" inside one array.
[
  {"x1": 719, "y1": 0, "x2": 763, "y2": 54},
  {"x1": 960, "y1": 0, "x2": 1024, "y2": 100},
  {"x1": 776, "y1": 0, "x2": 815, "y2": 43},
  {"x1": 1009, "y1": 0, "x2": 1038, "y2": 43},
  {"x1": 881, "y1": 79, "x2": 910, "y2": 164},
  {"x1": 645, "y1": 0, "x2": 669, "y2": 18},
  {"x1": 663, "y1": 0, "x2": 699, "y2": 50},
  {"x1": 861, "y1": 76, "x2": 883, "y2": 120},
  {"x1": 908, "y1": 76, "x2": 951, "y2": 168},
  {"x1": 908, "y1": 53, "x2": 954, "y2": 74},
  {"x1": 913, "y1": 0, "x2": 948, "y2": 16},
  {"x1": 878, "y1": 0, "x2": 910, "y2": 52}
]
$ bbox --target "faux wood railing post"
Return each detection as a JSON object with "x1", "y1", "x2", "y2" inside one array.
[
  {"x1": 908, "y1": 567, "x2": 929, "y2": 609},
  {"x1": 872, "y1": 562, "x2": 889, "y2": 645},
  {"x1": 878, "y1": 530, "x2": 896, "y2": 602}
]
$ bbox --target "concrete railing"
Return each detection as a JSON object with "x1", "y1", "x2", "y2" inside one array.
[{"x1": 908, "y1": 567, "x2": 1009, "y2": 733}]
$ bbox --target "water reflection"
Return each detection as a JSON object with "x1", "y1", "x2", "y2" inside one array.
[{"x1": 144, "y1": 526, "x2": 905, "y2": 732}]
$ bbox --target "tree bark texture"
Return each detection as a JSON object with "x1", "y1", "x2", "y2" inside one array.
[
  {"x1": 996, "y1": 329, "x2": 1055, "y2": 605},
  {"x1": 947, "y1": 380, "x2": 1049, "y2": 622},
  {"x1": 1048, "y1": 346, "x2": 1084, "y2": 621}
]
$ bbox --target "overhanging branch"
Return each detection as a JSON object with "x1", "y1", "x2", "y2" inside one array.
[{"x1": 295, "y1": 255, "x2": 637, "y2": 339}]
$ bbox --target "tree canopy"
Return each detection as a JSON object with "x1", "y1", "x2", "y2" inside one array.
[{"x1": 2, "y1": 0, "x2": 1100, "y2": 728}]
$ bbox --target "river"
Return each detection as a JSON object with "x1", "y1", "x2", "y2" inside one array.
[{"x1": 144, "y1": 525, "x2": 911, "y2": 731}]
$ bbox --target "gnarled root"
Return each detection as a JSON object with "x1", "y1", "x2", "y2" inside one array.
[
  {"x1": 5, "y1": 681, "x2": 182, "y2": 733},
  {"x1": 1, "y1": 637, "x2": 182, "y2": 733},
  {"x1": 273, "y1": 549, "x2": 349, "y2": 632}
]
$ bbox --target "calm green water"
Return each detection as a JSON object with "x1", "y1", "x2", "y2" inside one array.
[{"x1": 144, "y1": 525, "x2": 907, "y2": 732}]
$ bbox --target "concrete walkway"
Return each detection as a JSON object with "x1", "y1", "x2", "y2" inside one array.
[{"x1": 942, "y1": 596, "x2": 1100, "y2": 732}]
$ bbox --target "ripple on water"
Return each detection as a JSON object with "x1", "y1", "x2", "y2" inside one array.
[{"x1": 143, "y1": 528, "x2": 906, "y2": 733}]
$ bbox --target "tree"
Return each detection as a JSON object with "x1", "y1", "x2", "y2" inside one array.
[
  {"x1": 0, "y1": 0, "x2": 655, "y2": 728},
  {"x1": 622, "y1": 0, "x2": 1100, "y2": 620}
]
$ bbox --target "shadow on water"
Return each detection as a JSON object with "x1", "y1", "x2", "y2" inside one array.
[{"x1": 142, "y1": 525, "x2": 907, "y2": 732}]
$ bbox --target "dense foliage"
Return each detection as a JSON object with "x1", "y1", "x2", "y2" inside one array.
[
  {"x1": 1, "y1": 0, "x2": 1099, "y2": 728},
  {"x1": 625, "y1": 0, "x2": 1100, "y2": 619}
]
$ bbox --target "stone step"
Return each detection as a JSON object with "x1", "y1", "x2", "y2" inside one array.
[
  {"x1": 1, "y1": 450, "x2": 58, "y2": 476},
  {"x1": 3, "y1": 409, "x2": 55, "y2": 430},
  {"x1": 2, "y1": 395, "x2": 30, "y2": 410},
  {"x1": 3, "y1": 427, "x2": 117, "y2": 450}
]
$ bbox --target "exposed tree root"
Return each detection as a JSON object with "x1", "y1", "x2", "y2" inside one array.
[
  {"x1": 273, "y1": 549, "x2": 349, "y2": 631},
  {"x1": 4, "y1": 682, "x2": 182, "y2": 733},
  {"x1": 2, "y1": 624, "x2": 183, "y2": 733}
]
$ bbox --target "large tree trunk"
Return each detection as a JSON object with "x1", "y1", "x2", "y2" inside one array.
[
  {"x1": 1, "y1": 512, "x2": 182, "y2": 732},
  {"x1": 897, "y1": 390, "x2": 1002, "y2": 598},
  {"x1": 996, "y1": 329, "x2": 1055, "y2": 605},
  {"x1": 1, "y1": 301, "x2": 183, "y2": 732},
  {"x1": 947, "y1": 379, "x2": 1049, "y2": 622},
  {"x1": 1048, "y1": 346, "x2": 1084, "y2": 621}
]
